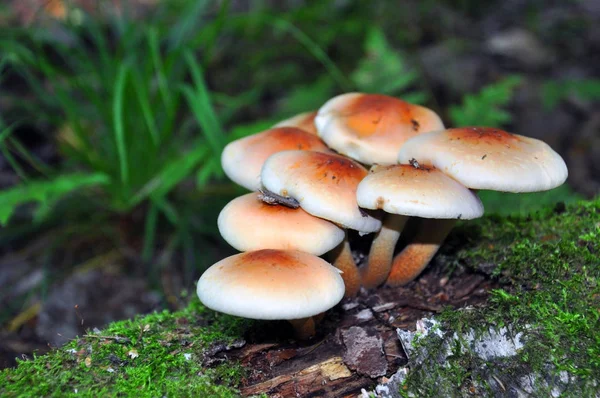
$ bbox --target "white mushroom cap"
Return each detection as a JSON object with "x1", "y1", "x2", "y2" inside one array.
[
  {"x1": 197, "y1": 249, "x2": 345, "y2": 320},
  {"x1": 315, "y1": 93, "x2": 444, "y2": 165},
  {"x1": 221, "y1": 127, "x2": 329, "y2": 190},
  {"x1": 218, "y1": 192, "x2": 345, "y2": 256},
  {"x1": 397, "y1": 127, "x2": 568, "y2": 192},
  {"x1": 273, "y1": 111, "x2": 318, "y2": 135},
  {"x1": 357, "y1": 165, "x2": 484, "y2": 219},
  {"x1": 261, "y1": 150, "x2": 382, "y2": 233}
]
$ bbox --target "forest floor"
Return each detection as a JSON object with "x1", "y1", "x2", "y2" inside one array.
[{"x1": 1, "y1": 197, "x2": 598, "y2": 397}]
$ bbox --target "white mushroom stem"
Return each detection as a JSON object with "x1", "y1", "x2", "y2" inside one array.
[
  {"x1": 361, "y1": 214, "x2": 408, "y2": 289},
  {"x1": 288, "y1": 317, "x2": 316, "y2": 340},
  {"x1": 329, "y1": 232, "x2": 361, "y2": 297},
  {"x1": 386, "y1": 218, "x2": 456, "y2": 286}
]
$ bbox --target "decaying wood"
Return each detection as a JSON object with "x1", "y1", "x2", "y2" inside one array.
[
  {"x1": 241, "y1": 356, "x2": 356, "y2": 397},
  {"x1": 203, "y1": 242, "x2": 496, "y2": 397}
]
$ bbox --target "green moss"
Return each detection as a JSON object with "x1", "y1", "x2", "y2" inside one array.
[
  {"x1": 401, "y1": 197, "x2": 600, "y2": 396},
  {"x1": 0, "y1": 299, "x2": 253, "y2": 397}
]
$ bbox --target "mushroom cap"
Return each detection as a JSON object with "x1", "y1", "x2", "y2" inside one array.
[
  {"x1": 397, "y1": 127, "x2": 568, "y2": 192},
  {"x1": 273, "y1": 111, "x2": 318, "y2": 135},
  {"x1": 261, "y1": 150, "x2": 382, "y2": 233},
  {"x1": 315, "y1": 93, "x2": 444, "y2": 165},
  {"x1": 357, "y1": 164, "x2": 484, "y2": 219},
  {"x1": 221, "y1": 127, "x2": 329, "y2": 191},
  {"x1": 218, "y1": 192, "x2": 345, "y2": 255},
  {"x1": 197, "y1": 249, "x2": 345, "y2": 320}
]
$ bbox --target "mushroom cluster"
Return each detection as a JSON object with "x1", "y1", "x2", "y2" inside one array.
[{"x1": 197, "y1": 92, "x2": 568, "y2": 338}]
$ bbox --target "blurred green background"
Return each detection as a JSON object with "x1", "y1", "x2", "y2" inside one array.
[{"x1": 0, "y1": 0, "x2": 597, "y2": 367}]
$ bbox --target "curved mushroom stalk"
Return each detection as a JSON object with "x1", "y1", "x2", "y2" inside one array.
[
  {"x1": 288, "y1": 317, "x2": 316, "y2": 340},
  {"x1": 386, "y1": 218, "x2": 456, "y2": 286},
  {"x1": 329, "y1": 232, "x2": 361, "y2": 297},
  {"x1": 361, "y1": 214, "x2": 408, "y2": 289}
]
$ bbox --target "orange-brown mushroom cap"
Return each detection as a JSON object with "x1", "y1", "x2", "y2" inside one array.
[
  {"x1": 315, "y1": 93, "x2": 444, "y2": 165},
  {"x1": 261, "y1": 150, "x2": 381, "y2": 233},
  {"x1": 397, "y1": 127, "x2": 568, "y2": 192},
  {"x1": 218, "y1": 192, "x2": 345, "y2": 256},
  {"x1": 197, "y1": 249, "x2": 345, "y2": 320},
  {"x1": 221, "y1": 127, "x2": 329, "y2": 190}
]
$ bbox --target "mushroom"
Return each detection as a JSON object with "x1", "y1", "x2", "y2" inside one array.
[
  {"x1": 221, "y1": 127, "x2": 329, "y2": 191},
  {"x1": 261, "y1": 150, "x2": 382, "y2": 296},
  {"x1": 388, "y1": 126, "x2": 568, "y2": 286},
  {"x1": 357, "y1": 164, "x2": 484, "y2": 287},
  {"x1": 314, "y1": 92, "x2": 445, "y2": 165},
  {"x1": 197, "y1": 249, "x2": 345, "y2": 339},
  {"x1": 397, "y1": 127, "x2": 568, "y2": 192},
  {"x1": 273, "y1": 111, "x2": 319, "y2": 135},
  {"x1": 315, "y1": 93, "x2": 446, "y2": 288},
  {"x1": 218, "y1": 192, "x2": 345, "y2": 255}
]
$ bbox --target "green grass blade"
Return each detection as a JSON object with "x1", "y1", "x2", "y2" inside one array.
[
  {"x1": 271, "y1": 18, "x2": 353, "y2": 91},
  {"x1": 181, "y1": 85, "x2": 224, "y2": 156},
  {"x1": 0, "y1": 173, "x2": 110, "y2": 226},
  {"x1": 85, "y1": 16, "x2": 115, "y2": 81},
  {"x1": 200, "y1": 0, "x2": 231, "y2": 65},
  {"x1": 212, "y1": 88, "x2": 261, "y2": 124},
  {"x1": 129, "y1": 142, "x2": 209, "y2": 207},
  {"x1": 0, "y1": 123, "x2": 28, "y2": 181},
  {"x1": 113, "y1": 62, "x2": 130, "y2": 186},
  {"x1": 0, "y1": 121, "x2": 17, "y2": 144},
  {"x1": 131, "y1": 71, "x2": 159, "y2": 147},
  {"x1": 148, "y1": 28, "x2": 173, "y2": 117},
  {"x1": 10, "y1": 55, "x2": 60, "y2": 109},
  {"x1": 182, "y1": 51, "x2": 226, "y2": 153},
  {"x1": 6, "y1": 136, "x2": 54, "y2": 176},
  {"x1": 153, "y1": 197, "x2": 179, "y2": 226},
  {"x1": 166, "y1": 0, "x2": 211, "y2": 49},
  {"x1": 0, "y1": 146, "x2": 27, "y2": 182}
]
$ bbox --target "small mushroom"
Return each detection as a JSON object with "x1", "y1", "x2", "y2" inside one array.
[
  {"x1": 261, "y1": 150, "x2": 382, "y2": 297},
  {"x1": 315, "y1": 92, "x2": 444, "y2": 165},
  {"x1": 197, "y1": 249, "x2": 345, "y2": 339},
  {"x1": 389, "y1": 126, "x2": 569, "y2": 286},
  {"x1": 357, "y1": 164, "x2": 483, "y2": 287},
  {"x1": 273, "y1": 111, "x2": 319, "y2": 135},
  {"x1": 397, "y1": 127, "x2": 568, "y2": 192},
  {"x1": 221, "y1": 127, "x2": 329, "y2": 191},
  {"x1": 218, "y1": 192, "x2": 345, "y2": 256}
]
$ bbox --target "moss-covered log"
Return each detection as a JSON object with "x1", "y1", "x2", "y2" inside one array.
[{"x1": 1, "y1": 198, "x2": 598, "y2": 397}]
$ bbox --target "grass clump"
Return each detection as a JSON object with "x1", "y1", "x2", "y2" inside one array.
[
  {"x1": 0, "y1": 300, "x2": 252, "y2": 397},
  {"x1": 400, "y1": 197, "x2": 600, "y2": 396},
  {"x1": 0, "y1": 4, "x2": 227, "y2": 223}
]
